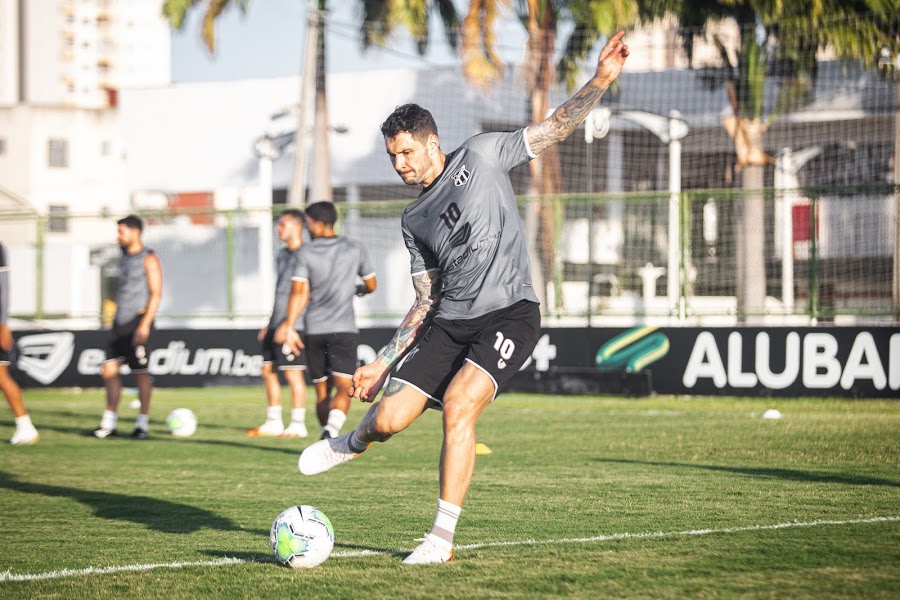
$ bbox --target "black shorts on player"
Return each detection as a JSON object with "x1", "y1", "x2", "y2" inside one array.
[
  {"x1": 261, "y1": 327, "x2": 306, "y2": 370},
  {"x1": 106, "y1": 315, "x2": 154, "y2": 372},
  {"x1": 304, "y1": 332, "x2": 358, "y2": 383},
  {"x1": 0, "y1": 346, "x2": 11, "y2": 366},
  {"x1": 391, "y1": 300, "x2": 541, "y2": 405}
]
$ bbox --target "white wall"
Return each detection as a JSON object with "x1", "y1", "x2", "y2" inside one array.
[{"x1": 0, "y1": 0, "x2": 18, "y2": 106}]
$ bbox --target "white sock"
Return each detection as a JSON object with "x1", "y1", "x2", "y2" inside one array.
[
  {"x1": 15, "y1": 415, "x2": 34, "y2": 430},
  {"x1": 325, "y1": 409, "x2": 347, "y2": 434},
  {"x1": 100, "y1": 410, "x2": 117, "y2": 429},
  {"x1": 266, "y1": 405, "x2": 282, "y2": 423},
  {"x1": 135, "y1": 413, "x2": 149, "y2": 430},
  {"x1": 290, "y1": 408, "x2": 305, "y2": 424},
  {"x1": 429, "y1": 498, "x2": 461, "y2": 547}
]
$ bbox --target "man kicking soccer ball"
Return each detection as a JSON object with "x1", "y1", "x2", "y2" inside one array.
[{"x1": 299, "y1": 31, "x2": 629, "y2": 564}]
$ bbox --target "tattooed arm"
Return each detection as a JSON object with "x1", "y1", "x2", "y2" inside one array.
[
  {"x1": 349, "y1": 269, "x2": 441, "y2": 401},
  {"x1": 527, "y1": 31, "x2": 629, "y2": 157}
]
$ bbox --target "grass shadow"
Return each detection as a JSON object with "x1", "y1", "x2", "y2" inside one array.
[
  {"x1": 0, "y1": 470, "x2": 265, "y2": 534},
  {"x1": 596, "y1": 458, "x2": 900, "y2": 488}
]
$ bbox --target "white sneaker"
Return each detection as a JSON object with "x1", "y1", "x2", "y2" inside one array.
[
  {"x1": 297, "y1": 432, "x2": 366, "y2": 475},
  {"x1": 402, "y1": 534, "x2": 454, "y2": 565},
  {"x1": 245, "y1": 421, "x2": 284, "y2": 437},
  {"x1": 278, "y1": 421, "x2": 308, "y2": 438},
  {"x1": 10, "y1": 427, "x2": 39, "y2": 445},
  {"x1": 93, "y1": 426, "x2": 117, "y2": 439}
]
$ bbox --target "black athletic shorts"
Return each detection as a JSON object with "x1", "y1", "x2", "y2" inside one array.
[
  {"x1": 304, "y1": 332, "x2": 358, "y2": 383},
  {"x1": 106, "y1": 315, "x2": 154, "y2": 373},
  {"x1": 261, "y1": 327, "x2": 306, "y2": 370},
  {"x1": 391, "y1": 300, "x2": 541, "y2": 404},
  {"x1": 0, "y1": 345, "x2": 11, "y2": 366}
]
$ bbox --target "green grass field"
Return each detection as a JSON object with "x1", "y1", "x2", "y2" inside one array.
[{"x1": 1, "y1": 387, "x2": 898, "y2": 598}]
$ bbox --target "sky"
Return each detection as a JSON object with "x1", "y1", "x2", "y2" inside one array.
[{"x1": 170, "y1": 0, "x2": 529, "y2": 83}]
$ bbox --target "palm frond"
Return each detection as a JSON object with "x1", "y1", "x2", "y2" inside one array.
[{"x1": 460, "y1": 0, "x2": 509, "y2": 89}]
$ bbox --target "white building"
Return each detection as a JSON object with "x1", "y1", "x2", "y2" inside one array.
[{"x1": 0, "y1": 0, "x2": 170, "y2": 223}]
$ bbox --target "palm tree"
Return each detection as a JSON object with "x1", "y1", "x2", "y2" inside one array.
[
  {"x1": 161, "y1": 0, "x2": 459, "y2": 205},
  {"x1": 633, "y1": 0, "x2": 898, "y2": 319}
]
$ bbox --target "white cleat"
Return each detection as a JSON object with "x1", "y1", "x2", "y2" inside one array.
[
  {"x1": 402, "y1": 534, "x2": 454, "y2": 565},
  {"x1": 297, "y1": 432, "x2": 365, "y2": 475},
  {"x1": 10, "y1": 427, "x2": 39, "y2": 445},
  {"x1": 93, "y1": 426, "x2": 116, "y2": 439},
  {"x1": 245, "y1": 421, "x2": 284, "y2": 437},
  {"x1": 278, "y1": 421, "x2": 308, "y2": 438}
]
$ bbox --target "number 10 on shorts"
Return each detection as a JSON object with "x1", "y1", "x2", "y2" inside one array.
[{"x1": 494, "y1": 331, "x2": 516, "y2": 369}]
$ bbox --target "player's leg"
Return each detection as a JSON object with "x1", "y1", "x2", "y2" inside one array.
[
  {"x1": 95, "y1": 357, "x2": 123, "y2": 437},
  {"x1": 299, "y1": 326, "x2": 456, "y2": 476},
  {"x1": 131, "y1": 371, "x2": 152, "y2": 439},
  {"x1": 304, "y1": 334, "x2": 334, "y2": 438},
  {"x1": 0, "y1": 363, "x2": 38, "y2": 445},
  {"x1": 279, "y1": 366, "x2": 308, "y2": 438},
  {"x1": 404, "y1": 300, "x2": 541, "y2": 565},
  {"x1": 314, "y1": 379, "x2": 331, "y2": 434},
  {"x1": 320, "y1": 333, "x2": 358, "y2": 439},
  {"x1": 402, "y1": 364, "x2": 494, "y2": 565},
  {"x1": 248, "y1": 329, "x2": 286, "y2": 436},
  {"x1": 127, "y1": 325, "x2": 153, "y2": 439},
  {"x1": 247, "y1": 361, "x2": 285, "y2": 436},
  {"x1": 297, "y1": 380, "x2": 431, "y2": 475}
]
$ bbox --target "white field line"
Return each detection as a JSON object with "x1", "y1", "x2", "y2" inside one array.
[{"x1": 2, "y1": 515, "x2": 897, "y2": 583}]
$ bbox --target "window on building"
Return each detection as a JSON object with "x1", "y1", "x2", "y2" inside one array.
[
  {"x1": 48, "y1": 139, "x2": 69, "y2": 168},
  {"x1": 48, "y1": 205, "x2": 70, "y2": 233}
]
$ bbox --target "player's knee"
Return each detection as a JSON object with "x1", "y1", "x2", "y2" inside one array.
[
  {"x1": 100, "y1": 361, "x2": 119, "y2": 380},
  {"x1": 369, "y1": 404, "x2": 406, "y2": 438}
]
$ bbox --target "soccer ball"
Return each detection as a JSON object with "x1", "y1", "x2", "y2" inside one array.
[
  {"x1": 270, "y1": 505, "x2": 335, "y2": 568},
  {"x1": 165, "y1": 408, "x2": 197, "y2": 437}
]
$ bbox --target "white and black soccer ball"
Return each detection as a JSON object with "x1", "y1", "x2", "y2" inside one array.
[
  {"x1": 270, "y1": 505, "x2": 335, "y2": 568},
  {"x1": 165, "y1": 408, "x2": 197, "y2": 437}
]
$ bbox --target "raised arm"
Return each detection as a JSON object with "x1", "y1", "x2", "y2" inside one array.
[
  {"x1": 526, "y1": 31, "x2": 629, "y2": 157},
  {"x1": 350, "y1": 269, "x2": 441, "y2": 401}
]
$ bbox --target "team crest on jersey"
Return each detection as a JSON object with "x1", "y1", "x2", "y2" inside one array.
[{"x1": 452, "y1": 165, "x2": 470, "y2": 186}]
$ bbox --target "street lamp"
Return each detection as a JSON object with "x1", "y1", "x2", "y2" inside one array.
[{"x1": 587, "y1": 108, "x2": 689, "y2": 320}]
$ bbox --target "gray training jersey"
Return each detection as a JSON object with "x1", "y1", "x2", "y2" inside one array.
[
  {"x1": 115, "y1": 247, "x2": 153, "y2": 325},
  {"x1": 0, "y1": 243, "x2": 9, "y2": 325},
  {"x1": 401, "y1": 128, "x2": 540, "y2": 320},
  {"x1": 268, "y1": 246, "x2": 304, "y2": 331},
  {"x1": 293, "y1": 236, "x2": 375, "y2": 335}
]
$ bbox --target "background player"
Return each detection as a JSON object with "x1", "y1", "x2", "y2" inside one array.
[
  {"x1": 94, "y1": 215, "x2": 163, "y2": 439},
  {"x1": 0, "y1": 242, "x2": 39, "y2": 445},
  {"x1": 278, "y1": 201, "x2": 376, "y2": 440},
  {"x1": 247, "y1": 209, "x2": 309, "y2": 438},
  {"x1": 299, "y1": 32, "x2": 629, "y2": 564}
]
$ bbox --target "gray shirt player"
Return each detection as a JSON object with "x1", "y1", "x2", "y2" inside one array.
[
  {"x1": 269, "y1": 246, "x2": 305, "y2": 331},
  {"x1": 293, "y1": 236, "x2": 375, "y2": 335},
  {"x1": 401, "y1": 128, "x2": 540, "y2": 320},
  {"x1": 115, "y1": 247, "x2": 154, "y2": 325}
]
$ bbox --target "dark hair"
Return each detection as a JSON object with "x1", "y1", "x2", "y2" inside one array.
[
  {"x1": 380, "y1": 103, "x2": 438, "y2": 142},
  {"x1": 117, "y1": 214, "x2": 143, "y2": 231},
  {"x1": 305, "y1": 201, "x2": 338, "y2": 227},
  {"x1": 280, "y1": 209, "x2": 305, "y2": 223}
]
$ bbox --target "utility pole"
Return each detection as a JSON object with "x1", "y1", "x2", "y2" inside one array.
[{"x1": 288, "y1": 9, "x2": 322, "y2": 207}]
